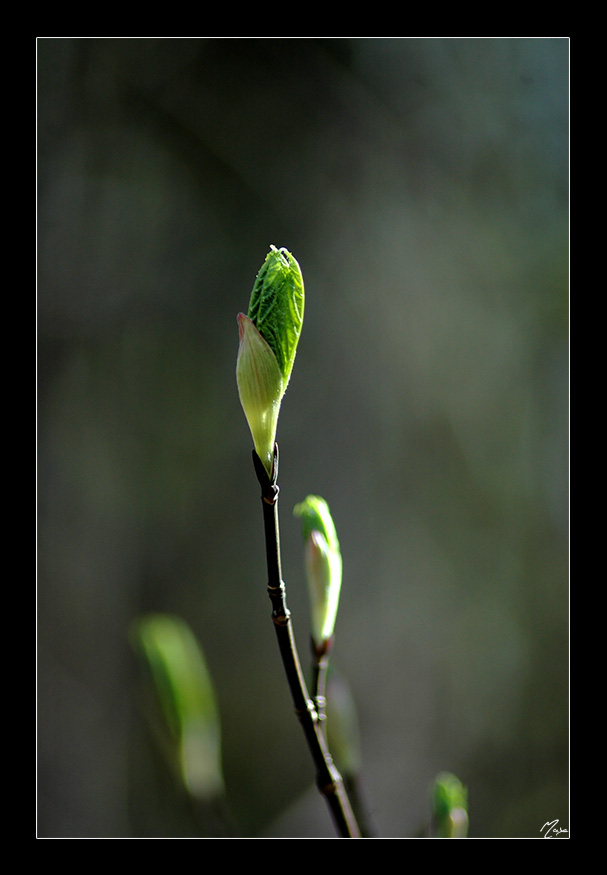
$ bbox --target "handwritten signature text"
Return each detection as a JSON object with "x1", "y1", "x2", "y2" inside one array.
[{"x1": 541, "y1": 819, "x2": 568, "y2": 838}]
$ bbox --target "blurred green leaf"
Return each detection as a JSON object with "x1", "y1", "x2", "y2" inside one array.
[
  {"x1": 131, "y1": 613, "x2": 224, "y2": 802},
  {"x1": 431, "y1": 772, "x2": 469, "y2": 837},
  {"x1": 325, "y1": 668, "x2": 362, "y2": 779}
]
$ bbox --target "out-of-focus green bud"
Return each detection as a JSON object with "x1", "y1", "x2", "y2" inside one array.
[
  {"x1": 132, "y1": 614, "x2": 224, "y2": 802},
  {"x1": 431, "y1": 772, "x2": 469, "y2": 838},
  {"x1": 293, "y1": 495, "x2": 342, "y2": 647},
  {"x1": 236, "y1": 245, "x2": 304, "y2": 477},
  {"x1": 325, "y1": 669, "x2": 362, "y2": 778}
]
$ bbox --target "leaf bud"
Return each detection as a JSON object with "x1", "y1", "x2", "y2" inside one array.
[
  {"x1": 294, "y1": 495, "x2": 342, "y2": 647},
  {"x1": 236, "y1": 246, "x2": 304, "y2": 476}
]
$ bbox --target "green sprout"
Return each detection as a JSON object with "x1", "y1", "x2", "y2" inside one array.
[{"x1": 236, "y1": 245, "x2": 304, "y2": 477}]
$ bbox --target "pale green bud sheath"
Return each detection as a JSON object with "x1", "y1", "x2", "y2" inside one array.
[
  {"x1": 304, "y1": 530, "x2": 335, "y2": 646},
  {"x1": 294, "y1": 495, "x2": 343, "y2": 647},
  {"x1": 236, "y1": 246, "x2": 304, "y2": 477},
  {"x1": 236, "y1": 314, "x2": 284, "y2": 477}
]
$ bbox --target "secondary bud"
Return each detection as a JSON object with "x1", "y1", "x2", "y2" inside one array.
[{"x1": 294, "y1": 495, "x2": 343, "y2": 647}]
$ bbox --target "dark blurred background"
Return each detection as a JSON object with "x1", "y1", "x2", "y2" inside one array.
[{"x1": 37, "y1": 37, "x2": 569, "y2": 838}]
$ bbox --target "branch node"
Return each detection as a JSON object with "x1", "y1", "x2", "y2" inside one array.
[
  {"x1": 271, "y1": 609, "x2": 291, "y2": 626},
  {"x1": 253, "y1": 444, "x2": 280, "y2": 504},
  {"x1": 262, "y1": 485, "x2": 279, "y2": 505},
  {"x1": 315, "y1": 695, "x2": 327, "y2": 715},
  {"x1": 317, "y1": 777, "x2": 338, "y2": 797},
  {"x1": 294, "y1": 698, "x2": 319, "y2": 724}
]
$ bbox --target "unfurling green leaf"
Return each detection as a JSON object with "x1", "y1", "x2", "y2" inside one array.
[
  {"x1": 294, "y1": 495, "x2": 342, "y2": 647},
  {"x1": 247, "y1": 245, "x2": 304, "y2": 388},
  {"x1": 236, "y1": 246, "x2": 304, "y2": 476}
]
